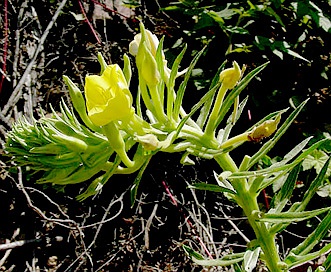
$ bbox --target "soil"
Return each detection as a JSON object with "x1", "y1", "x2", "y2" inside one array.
[{"x1": 0, "y1": 1, "x2": 330, "y2": 271}]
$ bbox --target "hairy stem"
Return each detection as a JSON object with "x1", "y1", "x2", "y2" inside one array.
[{"x1": 214, "y1": 153, "x2": 283, "y2": 271}]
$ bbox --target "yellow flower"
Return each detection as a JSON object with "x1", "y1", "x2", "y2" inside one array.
[
  {"x1": 219, "y1": 61, "x2": 241, "y2": 90},
  {"x1": 85, "y1": 64, "x2": 133, "y2": 127}
]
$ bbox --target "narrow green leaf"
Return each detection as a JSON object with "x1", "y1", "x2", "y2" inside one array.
[
  {"x1": 255, "y1": 207, "x2": 331, "y2": 223},
  {"x1": 196, "y1": 61, "x2": 227, "y2": 129},
  {"x1": 283, "y1": 137, "x2": 313, "y2": 162},
  {"x1": 271, "y1": 162, "x2": 301, "y2": 212},
  {"x1": 173, "y1": 46, "x2": 206, "y2": 120},
  {"x1": 301, "y1": 157, "x2": 331, "y2": 209},
  {"x1": 76, "y1": 156, "x2": 121, "y2": 201},
  {"x1": 229, "y1": 139, "x2": 327, "y2": 181},
  {"x1": 188, "y1": 182, "x2": 236, "y2": 195},
  {"x1": 322, "y1": 250, "x2": 331, "y2": 270},
  {"x1": 286, "y1": 48, "x2": 310, "y2": 62},
  {"x1": 285, "y1": 241, "x2": 331, "y2": 269},
  {"x1": 130, "y1": 155, "x2": 153, "y2": 206},
  {"x1": 289, "y1": 209, "x2": 331, "y2": 256},
  {"x1": 183, "y1": 245, "x2": 205, "y2": 260},
  {"x1": 265, "y1": 7, "x2": 285, "y2": 28},
  {"x1": 173, "y1": 81, "x2": 222, "y2": 140},
  {"x1": 183, "y1": 245, "x2": 245, "y2": 266},
  {"x1": 167, "y1": 44, "x2": 187, "y2": 119}
]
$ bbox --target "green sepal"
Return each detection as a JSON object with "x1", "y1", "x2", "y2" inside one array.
[
  {"x1": 62, "y1": 75, "x2": 101, "y2": 132},
  {"x1": 97, "y1": 52, "x2": 108, "y2": 74},
  {"x1": 123, "y1": 54, "x2": 132, "y2": 87}
]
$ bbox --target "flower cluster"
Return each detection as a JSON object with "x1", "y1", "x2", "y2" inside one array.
[{"x1": 5, "y1": 23, "x2": 269, "y2": 200}]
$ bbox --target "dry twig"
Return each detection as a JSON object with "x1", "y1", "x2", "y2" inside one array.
[{"x1": 2, "y1": 0, "x2": 69, "y2": 116}]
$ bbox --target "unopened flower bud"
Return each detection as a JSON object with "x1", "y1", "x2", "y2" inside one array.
[
  {"x1": 141, "y1": 45, "x2": 160, "y2": 86},
  {"x1": 219, "y1": 61, "x2": 241, "y2": 90},
  {"x1": 248, "y1": 115, "x2": 281, "y2": 142}
]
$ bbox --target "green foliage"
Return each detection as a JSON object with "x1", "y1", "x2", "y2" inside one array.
[{"x1": 163, "y1": 0, "x2": 331, "y2": 59}]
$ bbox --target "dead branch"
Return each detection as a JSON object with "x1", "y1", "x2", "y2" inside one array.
[
  {"x1": 1, "y1": 0, "x2": 69, "y2": 116},
  {"x1": 144, "y1": 203, "x2": 158, "y2": 250}
]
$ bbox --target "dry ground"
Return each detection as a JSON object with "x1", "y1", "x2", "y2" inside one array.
[{"x1": 0, "y1": 1, "x2": 329, "y2": 271}]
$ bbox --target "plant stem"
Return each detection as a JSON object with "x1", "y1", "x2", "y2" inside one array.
[{"x1": 214, "y1": 153, "x2": 284, "y2": 271}]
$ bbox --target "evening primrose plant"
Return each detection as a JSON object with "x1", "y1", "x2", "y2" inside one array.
[{"x1": 5, "y1": 23, "x2": 331, "y2": 271}]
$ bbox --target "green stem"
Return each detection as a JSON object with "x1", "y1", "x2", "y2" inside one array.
[
  {"x1": 214, "y1": 153, "x2": 284, "y2": 271},
  {"x1": 102, "y1": 122, "x2": 134, "y2": 168},
  {"x1": 219, "y1": 132, "x2": 249, "y2": 149}
]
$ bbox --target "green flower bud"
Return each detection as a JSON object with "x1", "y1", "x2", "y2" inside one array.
[
  {"x1": 63, "y1": 75, "x2": 100, "y2": 132},
  {"x1": 248, "y1": 114, "x2": 281, "y2": 142},
  {"x1": 219, "y1": 61, "x2": 241, "y2": 90},
  {"x1": 141, "y1": 43, "x2": 160, "y2": 86}
]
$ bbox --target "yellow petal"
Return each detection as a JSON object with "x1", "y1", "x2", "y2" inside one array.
[{"x1": 84, "y1": 64, "x2": 133, "y2": 127}]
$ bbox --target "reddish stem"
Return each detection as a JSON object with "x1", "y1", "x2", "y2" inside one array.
[
  {"x1": 0, "y1": 0, "x2": 9, "y2": 94},
  {"x1": 90, "y1": 0, "x2": 137, "y2": 22},
  {"x1": 262, "y1": 189, "x2": 270, "y2": 210},
  {"x1": 77, "y1": 0, "x2": 101, "y2": 44}
]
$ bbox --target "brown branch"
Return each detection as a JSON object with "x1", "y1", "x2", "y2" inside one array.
[
  {"x1": 0, "y1": 0, "x2": 9, "y2": 94},
  {"x1": 1, "y1": 0, "x2": 69, "y2": 116},
  {"x1": 144, "y1": 203, "x2": 158, "y2": 250}
]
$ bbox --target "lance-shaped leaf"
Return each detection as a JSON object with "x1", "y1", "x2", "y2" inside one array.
[
  {"x1": 173, "y1": 46, "x2": 206, "y2": 121},
  {"x1": 172, "y1": 81, "x2": 221, "y2": 142},
  {"x1": 269, "y1": 156, "x2": 331, "y2": 235},
  {"x1": 285, "y1": 241, "x2": 331, "y2": 270},
  {"x1": 196, "y1": 61, "x2": 227, "y2": 129},
  {"x1": 253, "y1": 206, "x2": 331, "y2": 223},
  {"x1": 322, "y1": 250, "x2": 331, "y2": 270},
  {"x1": 188, "y1": 183, "x2": 236, "y2": 195},
  {"x1": 77, "y1": 155, "x2": 122, "y2": 201},
  {"x1": 167, "y1": 44, "x2": 187, "y2": 120},
  {"x1": 183, "y1": 245, "x2": 244, "y2": 266},
  {"x1": 300, "y1": 157, "x2": 331, "y2": 209},
  {"x1": 229, "y1": 139, "x2": 328, "y2": 180},
  {"x1": 130, "y1": 153, "x2": 154, "y2": 206},
  {"x1": 270, "y1": 162, "x2": 301, "y2": 213},
  {"x1": 288, "y1": 210, "x2": 331, "y2": 257}
]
